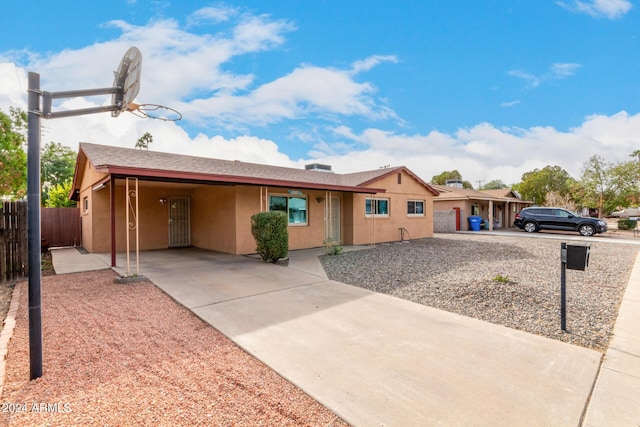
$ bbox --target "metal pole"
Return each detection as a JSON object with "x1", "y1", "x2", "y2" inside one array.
[
  {"x1": 27, "y1": 72, "x2": 43, "y2": 379},
  {"x1": 561, "y1": 242, "x2": 567, "y2": 331}
]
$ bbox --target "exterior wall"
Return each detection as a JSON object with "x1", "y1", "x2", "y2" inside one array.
[
  {"x1": 191, "y1": 185, "x2": 237, "y2": 253},
  {"x1": 78, "y1": 167, "x2": 437, "y2": 255},
  {"x1": 433, "y1": 210, "x2": 457, "y2": 232},
  {"x1": 233, "y1": 186, "x2": 339, "y2": 254},
  {"x1": 101, "y1": 181, "x2": 190, "y2": 253},
  {"x1": 350, "y1": 171, "x2": 435, "y2": 245},
  {"x1": 433, "y1": 200, "x2": 472, "y2": 231},
  {"x1": 78, "y1": 161, "x2": 109, "y2": 253},
  {"x1": 434, "y1": 199, "x2": 527, "y2": 230}
]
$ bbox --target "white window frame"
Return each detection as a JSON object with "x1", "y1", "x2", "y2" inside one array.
[
  {"x1": 82, "y1": 196, "x2": 89, "y2": 214},
  {"x1": 269, "y1": 194, "x2": 308, "y2": 226},
  {"x1": 366, "y1": 197, "x2": 390, "y2": 217},
  {"x1": 407, "y1": 200, "x2": 425, "y2": 216}
]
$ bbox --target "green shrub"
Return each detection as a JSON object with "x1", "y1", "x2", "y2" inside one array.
[
  {"x1": 251, "y1": 211, "x2": 288, "y2": 263},
  {"x1": 618, "y1": 219, "x2": 637, "y2": 230},
  {"x1": 492, "y1": 274, "x2": 511, "y2": 283},
  {"x1": 323, "y1": 238, "x2": 343, "y2": 256}
]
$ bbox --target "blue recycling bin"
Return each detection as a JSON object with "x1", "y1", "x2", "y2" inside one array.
[{"x1": 468, "y1": 215, "x2": 482, "y2": 231}]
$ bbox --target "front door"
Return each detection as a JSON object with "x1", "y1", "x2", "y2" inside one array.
[{"x1": 169, "y1": 197, "x2": 191, "y2": 247}]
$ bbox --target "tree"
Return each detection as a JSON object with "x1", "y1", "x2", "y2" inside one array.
[
  {"x1": 45, "y1": 179, "x2": 76, "y2": 207},
  {"x1": 518, "y1": 165, "x2": 574, "y2": 205},
  {"x1": 480, "y1": 179, "x2": 508, "y2": 190},
  {"x1": 135, "y1": 132, "x2": 153, "y2": 150},
  {"x1": 575, "y1": 156, "x2": 640, "y2": 215},
  {"x1": 41, "y1": 142, "x2": 76, "y2": 205},
  {"x1": 430, "y1": 170, "x2": 473, "y2": 189},
  {"x1": 0, "y1": 107, "x2": 27, "y2": 198},
  {"x1": 572, "y1": 155, "x2": 640, "y2": 217}
]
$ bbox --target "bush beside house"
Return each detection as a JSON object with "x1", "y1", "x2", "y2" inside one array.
[
  {"x1": 251, "y1": 211, "x2": 289, "y2": 263},
  {"x1": 618, "y1": 219, "x2": 637, "y2": 230}
]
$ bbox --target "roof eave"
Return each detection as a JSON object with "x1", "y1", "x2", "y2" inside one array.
[{"x1": 105, "y1": 166, "x2": 386, "y2": 194}]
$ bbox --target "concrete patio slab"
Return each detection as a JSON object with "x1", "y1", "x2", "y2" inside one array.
[
  {"x1": 93, "y1": 247, "x2": 602, "y2": 426},
  {"x1": 51, "y1": 244, "x2": 639, "y2": 426},
  {"x1": 50, "y1": 247, "x2": 110, "y2": 274}
]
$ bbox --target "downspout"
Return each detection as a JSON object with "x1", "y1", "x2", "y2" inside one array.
[
  {"x1": 370, "y1": 193, "x2": 376, "y2": 247},
  {"x1": 110, "y1": 175, "x2": 116, "y2": 267},
  {"x1": 488, "y1": 200, "x2": 494, "y2": 231}
]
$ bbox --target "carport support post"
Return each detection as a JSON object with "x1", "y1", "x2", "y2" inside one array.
[
  {"x1": 560, "y1": 242, "x2": 567, "y2": 331},
  {"x1": 27, "y1": 72, "x2": 43, "y2": 380}
]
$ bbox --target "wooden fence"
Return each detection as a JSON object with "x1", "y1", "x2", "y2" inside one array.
[
  {"x1": 1, "y1": 201, "x2": 28, "y2": 283},
  {"x1": 0, "y1": 204, "x2": 81, "y2": 283},
  {"x1": 41, "y1": 207, "x2": 81, "y2": 248}
]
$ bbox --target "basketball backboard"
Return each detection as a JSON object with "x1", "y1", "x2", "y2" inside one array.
[{"x1": 111, "y1": 47, "x2": 142, "y2": 117}]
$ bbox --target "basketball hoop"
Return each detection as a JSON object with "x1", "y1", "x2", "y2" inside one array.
[
  {"x1": 112, "y1": 47, "x2": 142, "y2": 117},
  {"x1": 127, "y1": 103, "x2": 182, "y2": 121}
]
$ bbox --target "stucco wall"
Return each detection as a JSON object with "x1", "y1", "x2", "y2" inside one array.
[
  {"x1": 191, "y1": 185, "x2": 237, "y2": 253},
  {"x1": 350, "y1": 171, "x2": 435, "y2": 245},
  {"x1": 434, "y1": 210, "x2": 457, "y2": 232},
  {"x1": 78, "y1": 167, "x2": 437, "y2": 255},
  {"x1": 233, "y1": 186, "x2": 340, "y2": 254},
  {"x1": 78, "y1": 161, "x2": 109, "y2": 253}
]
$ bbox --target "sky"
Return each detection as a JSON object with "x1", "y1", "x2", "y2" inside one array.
[{"x1": 1, "y1": 0, "x2": 640, "y2": 186}]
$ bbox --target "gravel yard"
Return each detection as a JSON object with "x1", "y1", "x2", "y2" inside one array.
[
  {"x1": 0, "y1": 270, "x2": 346, "y2": 426},
  {"x1": 320, "y1": 233, "x2": 639, "y2": 352}
]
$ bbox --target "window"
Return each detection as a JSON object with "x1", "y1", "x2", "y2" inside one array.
[
  {"x1": 471, "y1": 204, "x2": 479, "y2": 216},
  {"x1": 269, "y1": 195, "x2": 307, "y2": 225},
  {"x1": 366, "y1": 198, "x2": 389, "y2": 216},
  {"x1": 407, "y1": 200, "x2": 425, "y2": 216},
  {"x1": 83, "y1": 196, "x2": 89, "y2": 213}
]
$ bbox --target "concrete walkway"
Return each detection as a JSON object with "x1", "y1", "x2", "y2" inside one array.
[{"x1": 49, "y1": 243, "x2": 639, "y2": 426}]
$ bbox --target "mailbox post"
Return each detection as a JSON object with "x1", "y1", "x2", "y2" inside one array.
[{"x1": 560, "y1": 242, "x2": 591, "y2": 331}]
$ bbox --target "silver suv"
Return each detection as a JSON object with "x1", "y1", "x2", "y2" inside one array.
[{"x1": 514, "y1": 207, "x2": 608, "y2": 236}]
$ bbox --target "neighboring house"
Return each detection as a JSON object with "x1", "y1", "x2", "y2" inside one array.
[
  {"x1": 71, "y1": 143, "x2": 439, "y2": 263},
  {"x1": 432, "y1": 184, "x2": 531, "y2": 232}
]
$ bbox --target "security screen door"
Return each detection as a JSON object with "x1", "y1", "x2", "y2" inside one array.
[
  {"x1": 168, "y1": 197, "x2": 191, "y2": 247},
  {"x1": 326, "y1": 196, "x2": 341, "y2": 243}
]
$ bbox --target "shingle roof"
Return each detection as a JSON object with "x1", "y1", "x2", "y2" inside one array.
[
  {"x1": 479, "y1": 188, "x2": 519, "y2": 198},
  {"x1": 432, "y1": 184, "x2": 530, "y2": 203},
  {"x1": 76, "y1": 143, "x2": 436, "y2": 195}
]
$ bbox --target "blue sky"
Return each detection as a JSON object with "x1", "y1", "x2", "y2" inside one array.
[{"x1": 1, "y1": 0, "x2": 639, "y2": 185}]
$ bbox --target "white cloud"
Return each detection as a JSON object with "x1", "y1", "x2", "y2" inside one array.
[
  {"x1": 508, "y1": 63, "x2": 581, "y2": 88},
  {"x1": 557, "y1": 0, "x2": 633, "y2": 19},
  {"x1": 187, "y1": 5, "x2": 238, "y2": 26},
  {"x1": 349, "y1": 55, "x2": 398, "y2": 75},
  {"x1": 501, "y1": 100, "x2": 520, "y2": 108},
  {"x1": 308, "y1": 112, "x2": 640, "y2": 185},
  {"x1": 183, "y1": 64, "x2": 397, "y2": 129}
]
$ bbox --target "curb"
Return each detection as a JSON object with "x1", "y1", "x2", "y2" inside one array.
[{"x1": 0, "y1": 282, "x2": 22, "y2": 398}]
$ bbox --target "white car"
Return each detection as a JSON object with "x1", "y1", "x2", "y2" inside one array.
[{"x1": 610, "y1": 208, "x2": 640, "y2": 218}]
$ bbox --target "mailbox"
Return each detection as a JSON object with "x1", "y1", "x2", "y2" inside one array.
[{"x1": 566, "y1": 243, "x2": 591, "y2": 271}]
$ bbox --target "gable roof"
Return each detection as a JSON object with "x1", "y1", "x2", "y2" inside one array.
[
  {"x1": 73, "y1": 143, "x2": 437, "y2": 196},
  {"x1": 432, "y1": 184, "x2": 531, "y2": 203},
  {"x1": 479, "y1": 188, "x2": 522, "y2": 199},
  {"x1": 431, "y1": 185, "x2": 498, "y2": 201}
]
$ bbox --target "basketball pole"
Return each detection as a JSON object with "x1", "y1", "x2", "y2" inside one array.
[
  {"x1": 27, "y1": 72, "x2": 43, "y2": 380},
  {"x1": 22, "y1": 47, "x2": 182, "y2": 381}
]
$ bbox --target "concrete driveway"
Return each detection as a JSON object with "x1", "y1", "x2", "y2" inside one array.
[{"x1": 87, "y1": 246, "x2": 604, "y2": 426}]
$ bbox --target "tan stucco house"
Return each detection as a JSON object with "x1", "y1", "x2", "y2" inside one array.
[
  {"x1": 71, "y1": 143, "x2": 439, "y2": 264},
  {"x1": 432, "y1": 184, "x2": 531, "y2": 232}
]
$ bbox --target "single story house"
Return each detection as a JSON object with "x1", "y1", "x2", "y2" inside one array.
[
  {"x1": 71, "y1": 143, "x2": 439, "y2": 264},
  {"x1": 432, "y1": 184, "x2": 531, "y2": 232}
]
